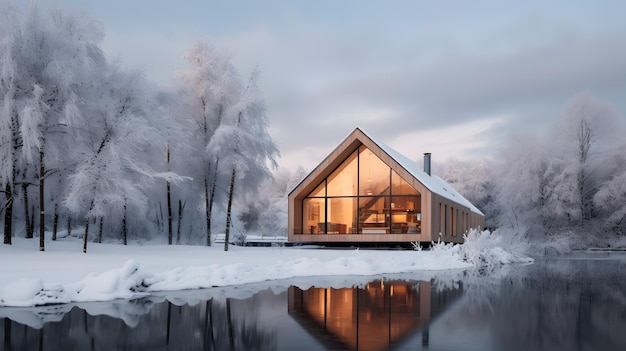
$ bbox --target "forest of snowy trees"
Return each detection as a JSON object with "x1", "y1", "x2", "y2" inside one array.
[
  {"x1": 441, "y1": 93, "x2": 626, "y2": 249},
  {"x1": 1, "y1": 3, "x2": 624, "y2": 253},
  {"x1": 0, "y1": 3, "x2": 283, "y2": 252}
]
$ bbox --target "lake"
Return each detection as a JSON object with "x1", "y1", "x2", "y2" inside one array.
[{"x1": 1, "y1": 252, "x2": 625, "y2": 350}]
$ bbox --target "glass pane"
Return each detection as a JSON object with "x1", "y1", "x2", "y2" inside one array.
[
  {"x1": 327, "y1": 151, "x2": 358, "y2": 197},
  {"x1": 303, "y1": 198, "x2": 325, "y2": 234},
  {"x1": 307, "y1": 180, "x2": 326, "y2": 198},
  {"x1": 359, "y1": 196, "x2": 389, "y2": 234},
  {"x1": 359, "y1": 146, "x2": 390, "y2": 196},
  {"x1": 392, "y1": 171, "x2": 420, "y2": 195},
  {"x1": 327, "y1": 197, "x2": 357, "y2": 234},
  {"x1": 390, "y1": 196, "x2": 421, "y2": 234}
]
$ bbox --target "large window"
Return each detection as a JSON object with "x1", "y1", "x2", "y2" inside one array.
[{"x1": 303, "y1": 145, "x2": 422, "y2": 235}]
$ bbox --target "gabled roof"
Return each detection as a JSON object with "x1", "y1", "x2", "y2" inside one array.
[
  {"x1": 361, "y1": 129, "x2": 484, "y2": 216},
  {"x1": 290, "y1": 127, "x2": 483, "y2": 216}
]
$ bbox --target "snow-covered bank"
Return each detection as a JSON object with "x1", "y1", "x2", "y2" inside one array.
[
  {"x1": 0, "y1": 271, "x2": 462, "y2": 329},
  {"x1": 0, "y1": 230, "x2": 532, "y2": 307}
]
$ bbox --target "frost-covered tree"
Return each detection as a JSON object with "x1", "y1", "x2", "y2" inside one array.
[
  {"x1": 441, "y1": 157, "x2": 496, "y2": 227},
  {"x1": 541, "y1": 149, "x2": 580, "y2": 225},
  {"x1": 554, "y1": 93, "x2": 621, "y2": 223},
  {"x1": 527, "y1": 93, "x2": 621, "y2": 233},
  {"x1": 241, "y1": 165, "x2": 307, "y2": 237},
  {"x1": 491, "y1": 93, "x2": 624, "y2": 246},
  {"x1": 0, "y1": 2, "x2": 186, "y2": 252},
  {"x1": 0, "y1": 2, "x2": 106, "y2": 248},
  {"x1": 21, "y1": 5, "x2": 106, "y2": 250},
  {"x1": 0, "y1": 1, "x2": 28, "y2": 245},
  {"x1": 492, "y1": 135, "x2": 550, "y2": 235},
  {"x1": 176, "y1": 41, "x2": 242, "y2": 246},
  {"x1": 208, "y1": 68, "x2": 279, "y2": 251},
  {"x1": 2, "y1": 3, "x2": 281, "y2": 251},
  {"x1": 593, "y1": 142, "x2": 626, "y2": 234},
  {"x1": 0, "y1": 10, "x2": 22, "y2": 242},
  {"x1": 63, "y1": 67, "x2": 180, "y2": 253}
]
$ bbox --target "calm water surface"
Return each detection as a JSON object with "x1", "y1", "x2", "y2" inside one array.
[{"x1": 1, "y1": 253, "x2": 625, "y2": 351}]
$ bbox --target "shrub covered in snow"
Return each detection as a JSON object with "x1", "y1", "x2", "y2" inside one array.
[{"x1": 432, "y1": 228, "x2": 534, "y2": 267}]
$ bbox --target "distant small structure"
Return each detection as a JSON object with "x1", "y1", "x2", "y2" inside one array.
[
  {"x1": 214, "y1": 234, "x2": 289, "y2": 247},
  {"x1": 288, "y1": 128, "x2": 484, "y2": 245}
]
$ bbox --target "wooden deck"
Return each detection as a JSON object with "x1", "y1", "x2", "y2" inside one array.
[
  {"x1": 289, "y1": 233, "x2": 429, "y2": 243},
  {"x1": 214, "y1": 234, "x2": 290, "y2": 246}
]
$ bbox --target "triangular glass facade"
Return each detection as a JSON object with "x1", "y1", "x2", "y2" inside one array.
[{"x1": 303, "y1": 145, "x2": 421, "y2": 234}]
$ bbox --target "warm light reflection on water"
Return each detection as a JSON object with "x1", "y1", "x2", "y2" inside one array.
[{"x1": 287, "y1": 280, "x2": 456, "y2": 351}]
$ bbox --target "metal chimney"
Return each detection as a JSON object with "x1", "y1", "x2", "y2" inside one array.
[{"x1": 424, "y1": 153, "x2": 431, "y2": 176}]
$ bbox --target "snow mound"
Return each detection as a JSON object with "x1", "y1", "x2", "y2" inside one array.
[
  {"x1": 0, "y1": 260, "x2": 149, "y2": 307},
  {"x1": 69, "y1": 260, "x2": 150, "y2": 301},
  {"x1": 0, "y1": 280, "x2": 70, "y2": 307}
]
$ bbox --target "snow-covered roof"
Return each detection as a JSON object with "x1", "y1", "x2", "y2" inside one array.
[
  {"x1": 360, "y1": 128, "x2": 484, "y2": 216},
  {"x1": 290, "y1": 127, "x2": 484, "y2": 216}
]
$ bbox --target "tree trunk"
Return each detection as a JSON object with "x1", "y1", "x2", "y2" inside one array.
[
  {"x1": 23, "y1": 183, "x2": 32, "y2": 239},
  {"x1": 207, "y1": 158, "x2": 219, "y2": 246},
  {"x1": 3, "y1": 184, "x2": 13, "y2": 245},
  {"x1": 97, "y1": 217, "x2": 103, "y2": 243},
  {"x1": 167, "y1": 145, "x2": 173, "y2": 245},
  {"x1": 83, "y1": 217, "x2": 89, "y2": 254},
  {"x1": 577, "y1": 118, "x2": 594, "y2": 222},
  {"x1": 204, "y1": 174, "x2": 212, "y2": 246},
  {"x1": 122, "y1": 203, "x2": 128, "y2": 245},
  {"x1": 39, "y1": 150, "x2": 45, "y2": 251},
  {"x1": 67, "y1": 216, "x2": 72, "y2": 238},
  {"x1": 30, "y1": 205, "x2": 34, "y2": 238},
  {"x1": 167, "y1": 180, "x2": 172, "y2": 245},
  {"x1": 5, "y1": 112, "x2": 19, "y2": 245},
  {"x1": 176, "y1": 199, "x2": 183, "y2": 244},
  {"x1": 52, "y1": 205, "x2": 58, "y2": 241},
  {"x1": 224, "y1": 168, "x2": 236, "y2": 252},
  {"x1": 83, "y1": 201, "x2": 94, "y2": 253},
  {"x1": 209, "y1": 161, "x2": 219, "y2": 207}
]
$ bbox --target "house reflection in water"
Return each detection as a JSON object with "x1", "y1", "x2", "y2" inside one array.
[{"x1": 288, "y1": 280, "x2": 462, "y2": 350}]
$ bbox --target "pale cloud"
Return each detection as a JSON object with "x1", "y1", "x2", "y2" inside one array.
[
  {"x1": 388, "y1": 117, "x2": 504, "y2": 165},
  {"x1": 278, "y1": 117, "x2": 503, "y2": 172}
]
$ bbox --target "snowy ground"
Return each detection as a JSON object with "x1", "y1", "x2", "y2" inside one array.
[{"x1": 0, "y1": 229, "x2": 532, "y2": 307}]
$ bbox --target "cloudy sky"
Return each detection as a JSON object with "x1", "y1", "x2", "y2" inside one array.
[{"x1": 32, "y1": 0, "x2": 626, "y2": 170}]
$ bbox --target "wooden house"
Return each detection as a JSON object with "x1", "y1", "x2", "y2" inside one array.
[{"x1": 288, "y1": 128, "x2": 484, "y2": 245}]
